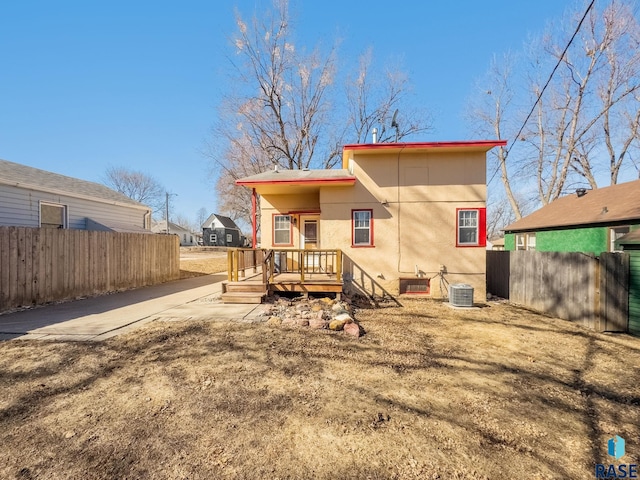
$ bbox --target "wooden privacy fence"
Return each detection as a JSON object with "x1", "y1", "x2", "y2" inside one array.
[
  {"x1": 0, "y1": 226, "x2": 180, "y2": 312},
  {"x1": 487, "y1": 250, "x2": 629, "y2": 332}
]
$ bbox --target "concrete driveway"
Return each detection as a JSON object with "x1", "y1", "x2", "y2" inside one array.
[{"x1": 0, "y1": 274, "x2": 268, "y2": 342}]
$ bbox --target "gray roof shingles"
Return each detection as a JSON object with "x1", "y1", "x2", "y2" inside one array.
[{"x1": 0, "y1": 158, "x2": 147, "y2": 208}]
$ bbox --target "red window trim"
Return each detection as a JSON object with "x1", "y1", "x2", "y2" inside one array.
[
  {"x1": 351, "y1": 209, "x2": 374, "y2": 248},
  {"x1": 456, "y1": 208, "x2": 486, "y2": 247},
  {"x1": 272, "y1": 213, "x2": 293, "y2": 247}
]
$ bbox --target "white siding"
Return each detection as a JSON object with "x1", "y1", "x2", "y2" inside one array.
[{"x1": 0, "y1": 184, "x2": 148, "y2": 230}]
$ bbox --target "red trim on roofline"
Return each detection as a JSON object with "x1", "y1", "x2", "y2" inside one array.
[
  {"x1": 343, "y1": 140, "x2": 507, "y2": 150},
  {"x1": 236, "y1": 177, "x2": 356, "y2": 187}
]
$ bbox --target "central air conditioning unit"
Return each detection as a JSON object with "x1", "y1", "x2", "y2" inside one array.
[{"x1": 449, "y1": 284, "x2": 474, "y2": 307}]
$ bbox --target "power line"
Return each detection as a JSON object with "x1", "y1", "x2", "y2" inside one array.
[{"x1": 487, "y1": 0, "x2": 596, "y2": 186}]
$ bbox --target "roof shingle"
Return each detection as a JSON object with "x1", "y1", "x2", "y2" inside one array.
[
  {"x1": 504, "y1": 179, "x2": 640, "y2": 232},
  {"x1": 0, "y1": 158, "x2": 147, "y2": 208}
]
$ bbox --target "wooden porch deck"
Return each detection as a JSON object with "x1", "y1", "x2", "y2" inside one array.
[{"x1": 222, "y1": 249, "x2": 344, "y2": 303}]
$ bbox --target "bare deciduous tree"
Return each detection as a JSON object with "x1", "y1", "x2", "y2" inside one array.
[
  {"x1": 470, "y1": 0, "x2": 640, "y2": 223},
  {"x1": 196, "y1": 207, "x2": 208, "y2": 228},
  {"x1": 103, "y1": 166, "x2": 165, "y2": 214},
  {"x1": 346, "y1": 49, "x2": 432, "y2": 144},
  {"x1": 206, "y1": 0, "x2": 433, "y2": 225}
]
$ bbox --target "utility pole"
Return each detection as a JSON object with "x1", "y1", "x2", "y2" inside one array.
[{"x1": 165, "y1": 192, "x2": 177, "y2": 234}]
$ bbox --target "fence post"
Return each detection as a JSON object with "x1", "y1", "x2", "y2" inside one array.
[{"x1": 594, "y1": 257, "x2": 602, "y2": 332}]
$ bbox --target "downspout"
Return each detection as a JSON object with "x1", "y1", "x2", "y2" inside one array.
[{"x1": 251, "y1": 188, "x2": 257, "y2": 248}]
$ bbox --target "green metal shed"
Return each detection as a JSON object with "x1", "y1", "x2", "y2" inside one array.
[{"x1": 617, "y1": 230, "x2": 640, "y2": 336}]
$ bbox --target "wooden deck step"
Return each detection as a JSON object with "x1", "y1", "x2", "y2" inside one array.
[
  {"x1": 222, "y1": 281, "x2": 267, "y2": 294},
  {"x1": 221, "y1": 291, "x2": 265, "y2": 304}
]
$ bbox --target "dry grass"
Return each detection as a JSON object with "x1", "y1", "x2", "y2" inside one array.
[
  {"x1": 1, "y1": 297, "x2": 639, "y2": 479},
  {"x1": 179, "y1": 249, "x2": 228, "y2": 279}
]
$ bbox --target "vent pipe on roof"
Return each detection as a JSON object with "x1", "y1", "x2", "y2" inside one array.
[
  {"x1": 372, "y1": 128, "x2": 378, "y2": 143},
  {"x1": 576, "y1": 188, "x2": 587, "y2": 197},
  {"x1": 274, "y1": 164, "x2": 279, "y2": 173}
]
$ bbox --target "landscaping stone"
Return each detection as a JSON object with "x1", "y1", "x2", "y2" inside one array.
[
  {"x1": 344, "y1": 322, "x2": 361, "y2": 337},
  {"x1": 296, "y1": 318, "x2": 310, "y2": 327},
  {"x1": 259, "y1": 294, "x2": 363, "y2": 337},
  {"x1": 333, "y1": 312, "x2": 352, "y2": 323},
  {"x1": 309, "y1": 317, "x2": 329, "y2": 329},
  {"x1": 329, "y1": 319, "x2": 346, "y2": 331}
]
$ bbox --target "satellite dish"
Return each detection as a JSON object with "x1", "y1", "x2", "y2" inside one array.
[
  {"x1": 391, "y1": 109, "x2": 399, "y2": 128},
  {"x1": 390, "y1": 109, "x2": 399, "y2": 142}
]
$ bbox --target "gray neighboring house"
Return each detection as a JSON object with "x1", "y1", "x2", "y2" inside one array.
[
  {"x1": 0, "y1": 158, "x2": 151, "y2": 232},
  {"x1": 202, "y1": 213, "x2": 244, "y2": 247},
  {"x1": 151, "y1": 220, "x2": 198, "y2": 246}
]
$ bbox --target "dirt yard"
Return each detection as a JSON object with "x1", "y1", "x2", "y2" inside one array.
[{"x1": 1, "y1": 253, "x2": 639, "y2": 479}]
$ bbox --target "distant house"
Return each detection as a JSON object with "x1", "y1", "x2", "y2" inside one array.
[
  {"x1": 202, "y1": 214, "x2": 244, "y2": 247},
  {"x1": 488, "y1": 237, "x2": 505, "y2": 251},
  {"x1": 503, "y1": 179, "x2": 640, "y2": 254},
  {"x1": 0, "y1": 158, "x2": 151, "y2": 232},
  {"x1": 151, "y1": 220, "x2": 197, "y2": 246}
]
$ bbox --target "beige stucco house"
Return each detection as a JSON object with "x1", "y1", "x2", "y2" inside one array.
[{"x1": 236, "y1": 140, "x2": 505, "y2": 302}]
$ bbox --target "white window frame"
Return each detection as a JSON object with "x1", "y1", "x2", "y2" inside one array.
[
  {"x1": 40, "y1": 202, "x2": 67, "y2": 229},
  {"x1": 457, "y1": 209, "x2": 479, "y2": 246},
  {"x1": 526, "y1": 233, "x2": 536, "y2": 251},
  {"x1": 226, "y1": 233, "x2": 233, "y2": 244},
  {"x1": 610, "y1": 226, "x2": 630, "y2": 252},
  {"x1": 210, "y1": 233, "x2": 217, "y2": 244},
  {"x1": 274, "y1": 215, "x2": 292, "y2": 245},
  {"x1": 352, "y1": 210, "x2": 373, "y2": 246}
]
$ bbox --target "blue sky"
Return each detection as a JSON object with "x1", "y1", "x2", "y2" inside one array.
[{"x1": 0, "y1": 0, "x2": 574, "y2": 224}]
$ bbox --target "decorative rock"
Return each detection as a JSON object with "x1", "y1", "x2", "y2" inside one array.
[
  {"x1": 321, "y1": 297, "x2": 334, "y2": 305},
  {"x1": 329, "y1": 319, "x2": 346, "y2": 331},
  {"x1": 311, "y1": 304, "x2": 324, "y2": 312},
  {"x1": 296, "y1": 318, "x2": 310, "y2": 327},
  {"x1": 267, "y1": 316, "x2": 282, "y2": 326},
  {"x1": 281, "y1": 317, "x2": 296, "y2": 326},
  {"x1": 333, "y1": 312, "x2": 352, "y2": 323},
  {"x1": 309, "y1": 317, "x2": 329, "y2": 329},
  {"x1": 344, "y1": 322, "x2": 361, "y2": 337}
]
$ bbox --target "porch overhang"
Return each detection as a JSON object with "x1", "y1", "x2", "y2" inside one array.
[{"x1": 236, "y1": 169, "x2": 356, "y2": 195}]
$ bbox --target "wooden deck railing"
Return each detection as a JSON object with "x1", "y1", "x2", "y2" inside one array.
[
  {"x1": 227, "y1": 248, "x2": 342, "y2": 284},
  {"x1": 227, "y1": 248, "x2": 264, "y2": 282}
]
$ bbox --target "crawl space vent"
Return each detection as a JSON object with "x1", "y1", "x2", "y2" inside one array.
[
  {"x1": 399, "y1": 278, "x2": 430, "y2": 295},
  {"x1": 449, "y1": 284, "x2": 474, "y2": 307}
]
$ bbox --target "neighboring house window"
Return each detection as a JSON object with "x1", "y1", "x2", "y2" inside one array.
[
  {"x1": 40, "y1": 202, "x2": 67, "y2": 229},
  {"x1": 610, "y1": 226, "x2": 629, "y2": 252},
  {"x1": 352, "y1": 209, "x2": 373, "y2": 247},
  {"x1": 226, "y1": 233, "x2": 233, "y2": 244},
  {"x1": 274, "y1": 215, "x2": 292, "y2": 245},
  {"x1": 210, "y1": 233, "x2": 217, "y2": 244},
  {"x1": 515, "y1": 233, "x2": 536, "y2": 251},
  {"x1": 183, "y1": 234, "x2": 187, "y2": 243},
  {"x1": 526, "y1": 233, "x2": 536, "y2": 251},
  {"x1": 456, "y1": 208, "x2": 486, "y2": 247}
]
